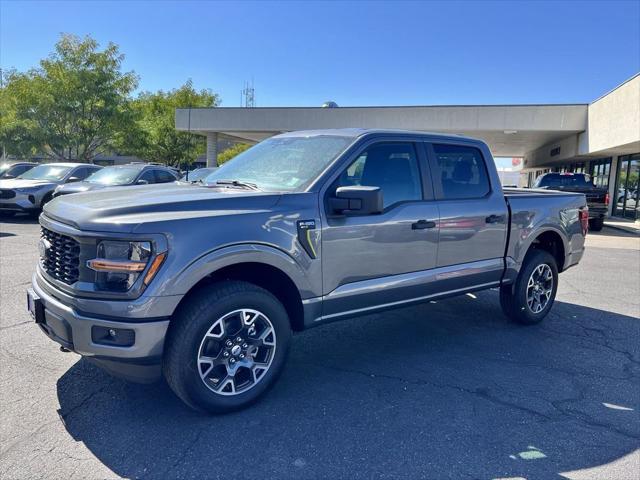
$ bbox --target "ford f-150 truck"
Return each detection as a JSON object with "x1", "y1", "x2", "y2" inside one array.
[{"x1": 28, "y1": 129, "x2": 588, "y2": 413}]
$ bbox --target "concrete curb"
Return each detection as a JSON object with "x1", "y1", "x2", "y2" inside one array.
[{"x1": 603, "y1": 222, "x2": 640, "y2": 236}]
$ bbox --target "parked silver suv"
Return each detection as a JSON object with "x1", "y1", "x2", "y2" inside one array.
[
  {"x1": 53, "y1": 163, "x2": 180, "y2": 197},
  {"x1": 29, "y1": 130, "x2": 587, "y2": 413},
  {"x1": 0, "y1": 163, "x2": 101, "y2": 216}
]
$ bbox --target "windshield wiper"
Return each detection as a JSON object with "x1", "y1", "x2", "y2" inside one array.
[{"x1": 212, "y1": 179, "x2": 260, "y2": 191}]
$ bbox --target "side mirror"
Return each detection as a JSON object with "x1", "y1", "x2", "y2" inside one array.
[
  {"x1": 329, "y1": 186, "x2": 383, "y2": 215},
  {"x1": 3, "y1": 174, "x2": 15, "y2": 179},
  {"x1": 136, "y1": 179, "x2": 149, "y2": 185},
  {"x1": 66, "y1": 176, "x2": 81, "y2": 183}
]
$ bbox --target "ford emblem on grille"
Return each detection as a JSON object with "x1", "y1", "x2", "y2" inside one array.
[{"x1": 38, "y1": 238, "x2": 51, "y2": 260}]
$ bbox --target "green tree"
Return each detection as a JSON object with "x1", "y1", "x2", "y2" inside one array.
[
  {"x1": 217, "y1": 143, "x2": 252, "y2": 165},
  {"x1": 0, "y1": 69, "x2": 40, "y2": 158},
  {"x1": 132, "y1": 80, "x2": 219, "y2": 167},
  {"x1": 3, "y1": 34, "x2": 138, "y2": 162}
]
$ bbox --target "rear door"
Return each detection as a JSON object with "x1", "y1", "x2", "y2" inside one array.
[{"x1": 426, "y1": 141, "x2": 508, "y2": 289}]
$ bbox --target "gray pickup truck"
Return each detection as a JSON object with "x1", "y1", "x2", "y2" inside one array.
[{"x1": 28, "y1": 129, "x2": 588, "y2": 413}]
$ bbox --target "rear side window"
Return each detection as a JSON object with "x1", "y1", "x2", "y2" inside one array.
[
  {"x1": 154, "y1": 170, "x2": 177, "y2": 183},
  {"x1": 432, "y1": 144, "x2": 490, "y2": 199}
]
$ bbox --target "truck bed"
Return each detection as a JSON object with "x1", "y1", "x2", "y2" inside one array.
[{"x1": 502, "y1": 187, "x2": 584, "y2": 199}]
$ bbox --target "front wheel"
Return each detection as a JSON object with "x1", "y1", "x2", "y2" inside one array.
[
  {"x1": 163, "y1": 281, "x2": 292, "y2": 413},
  {"x1": 500, "y1": 249, "x2": 558, "y2": 325}
]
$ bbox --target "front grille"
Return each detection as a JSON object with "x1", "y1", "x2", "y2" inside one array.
[
  {"x1": 0, "y1": 189, "x2": 16, "y2": 199},
  {"x1": 40, "y1": 227, "x2": 80, "y2": 285}
]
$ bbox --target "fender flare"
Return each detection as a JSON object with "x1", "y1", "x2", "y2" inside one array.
[
  {"x1": 163, "y1": 243, "x2": 314, "y2": 299},
  {"x1": 515, "y1": 224, "x2": 569, "y2": 267}
]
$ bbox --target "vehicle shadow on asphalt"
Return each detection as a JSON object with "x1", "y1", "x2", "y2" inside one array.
[
  {"x1": 56, "y1": 293, "x2": 640, "y2": 479},
  {"x1": 0, "y1": 214, "x2": 39, "y2": 225}
]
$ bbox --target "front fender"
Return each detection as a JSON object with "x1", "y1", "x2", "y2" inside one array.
[{"x1": 159, "y1": 243, "x2": 317, "y2": 299}]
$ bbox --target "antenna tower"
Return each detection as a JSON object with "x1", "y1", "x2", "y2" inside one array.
[{"x1": 241, "y1": 80, "x2": 255, "y2": 108}]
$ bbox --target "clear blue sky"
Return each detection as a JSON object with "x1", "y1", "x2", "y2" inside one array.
[{"x1": 1, "y1": 0, "x2": 639, "y2": 107}]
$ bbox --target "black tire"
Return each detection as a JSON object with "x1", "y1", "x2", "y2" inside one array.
[
  {"x1": 40, "y1": 192, "x2": 53, "y2": 208},
  {"x1": 163, "y1": 281, "x2": 292, "y2": 413},
  {"x1": 589, "y1": 217, "x2": 604, "y2": 232},
  {"x1": 500, "y1": 249, "x2": 558, "y2": 325}
]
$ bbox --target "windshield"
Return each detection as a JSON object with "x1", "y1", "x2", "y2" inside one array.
[
  {"x1": 18, "y1": 164, "x2": 72, "y2": 181},
  {"x1": 86, "y1": 167, "x2": 140, "y2": 185},
  {"x1": 534, "y1": 173, "x2": 594, "y2": 188},
  {"x1": 182, "y1": 168, "x2": 217, "y2": 182},
  {"x1": 203, "y1": 135, "x2": 353, "y2": 191}
]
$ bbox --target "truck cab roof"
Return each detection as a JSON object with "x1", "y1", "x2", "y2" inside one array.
[{"x1": 274, "y1": 128, "x2": 482, "y2": 144}]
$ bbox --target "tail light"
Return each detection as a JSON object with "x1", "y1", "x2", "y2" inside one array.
[
  {"x1": 579, "y1": 207, "x2": 589, "y2": 235},
  {"x1": 604, "y1": 192, "x2": 610, "y2": 206}
]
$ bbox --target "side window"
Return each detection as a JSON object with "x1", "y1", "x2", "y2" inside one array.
[
  {"x1": 432, "y1": 144, "x2": 490, "y2": 199},
  {"x1": 71, "y1": 167, "x2": 89, "y2": 180},
  {"x1": 338, "y1": 143, "x2": 422, "y2": 208},
  {"x1": 138, "y1": 170, "x2": 156, "y2": 184},
  {"x1": 154, "y1": 169, "x2": 177, "y2": 183}
]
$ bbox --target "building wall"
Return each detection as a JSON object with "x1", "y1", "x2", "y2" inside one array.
[
  {"x1": 581, "y1": 75, "x2": 640, "y2": 155},
  {"x1": 523, "y1": 133, "x2": 580, "y2": 169}
]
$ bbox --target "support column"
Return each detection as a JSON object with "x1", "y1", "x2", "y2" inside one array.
[
  {"x1": 206, "y1": 132, "x2": 219, "y2": 167},
  {"x1": 607, "y1": 156, "x2": 619, "y2": 217}
]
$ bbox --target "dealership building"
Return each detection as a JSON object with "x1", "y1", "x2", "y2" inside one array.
[{"x1": 176, "y1": 74, "x2": 639, "y2": 221}]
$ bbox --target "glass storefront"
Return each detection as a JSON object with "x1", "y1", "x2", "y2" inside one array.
[
  {"x1": 613, "y1": 153, "x2": 640, "y2": 220},
  {"x1": 589, "y1": 158, "x2": 612, "y2": 189},
  {"x1": 554, "y1": 162, "x2": 585, "y2": 174}
]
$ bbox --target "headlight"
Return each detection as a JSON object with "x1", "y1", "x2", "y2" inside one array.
[
  {"x1": 87, "y1": 240, "x2": 166, "y2": 292},
  {"x1": 14, "y1": 187, "x2": 41, "y2": 193}
]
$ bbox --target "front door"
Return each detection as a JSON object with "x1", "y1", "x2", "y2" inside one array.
[{"x1": 321, "y1": 141, "x2": 440, "y2": 319}]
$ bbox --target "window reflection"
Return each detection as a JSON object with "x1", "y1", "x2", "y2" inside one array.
[{"x1": 614, "y1": 154, "x2": 640, "y2": 220}]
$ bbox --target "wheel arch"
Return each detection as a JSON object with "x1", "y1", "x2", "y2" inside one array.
[
  {"x1": 526, "y1": 228, "x2": 567, "y2": 272},
  {"x1": 168, "y1": 245, "x2": 312, "y2": 332}
]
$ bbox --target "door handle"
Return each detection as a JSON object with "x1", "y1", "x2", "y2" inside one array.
[
  {"x1": 411, "y1": 219, "x2": 437, "y2": 230},
  {"x1": 485, "y1": 214, "x2": 504, "y2": 224}
]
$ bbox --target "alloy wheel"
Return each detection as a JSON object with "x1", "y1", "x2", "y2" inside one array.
[
  {"x1": 197, "y1": 309, "x2": 276, "y2": 396},
  {"x1": 526, "y1": 264, "x2": 554, "y2": 314}
]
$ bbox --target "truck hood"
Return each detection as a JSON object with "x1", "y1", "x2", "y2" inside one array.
[
  {"x1": 0, "y1": 179, "x2": 56, "y2": 189},
  {"x1": 43, "y1": 183, "x2": 282, "y2": 233}
]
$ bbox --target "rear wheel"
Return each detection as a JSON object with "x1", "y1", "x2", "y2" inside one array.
[
  {"x1": 589, "y1": 217, "x2": 604, "y2": 231},
  {"x1": 500, "y1": 249, "x2": 558, "y2": 325},
  {"x1": 163, "y1": 281, "x2": 292, "y2": 413}
]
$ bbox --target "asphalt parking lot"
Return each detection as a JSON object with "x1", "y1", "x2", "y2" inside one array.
[{"x1": 1, "y1": 216, "x2": 639, "y2": 480}]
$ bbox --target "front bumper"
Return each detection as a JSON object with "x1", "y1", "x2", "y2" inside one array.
[
  {"x1": 0, "y1": 191, "x2": 40, "y2": 211},
  {"x1": 31, "y1": 272, "x2": 173, "y2": 382}
]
